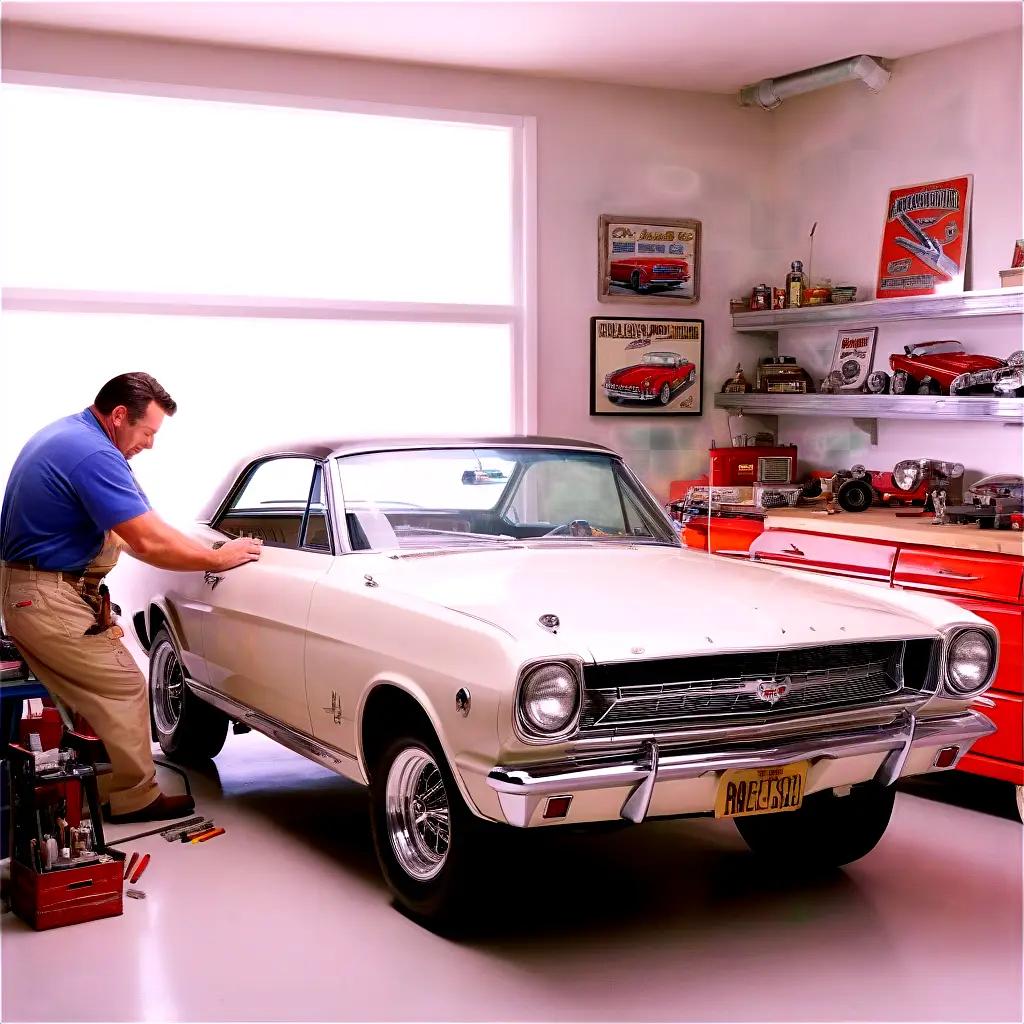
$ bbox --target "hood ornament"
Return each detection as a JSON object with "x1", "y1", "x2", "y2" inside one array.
[
  {"x1": 538, "y1": 614, "x2": 559, "y2": 634},
  {"x1": 755, "y1": 678, "x2": 791, "y2": 705}
]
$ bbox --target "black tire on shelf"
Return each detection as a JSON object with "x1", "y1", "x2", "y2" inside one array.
[
  {"x1": 148, "y1": 627, "x2": 228, "y2": 761},
  {"x1": 734, "y1": 782, "x2": 896, "y2": 870},
  {"x1": 369, "y1": 729, "x2": 489, "y2": 925},
  {"x1": 837, "y1": 478, "x2": 875, "y2": 513},
  {"x1": 917, "y1": 377, "x2": 942, "y2": 396}
]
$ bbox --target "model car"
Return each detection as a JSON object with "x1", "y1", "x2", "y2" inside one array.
[
  {"x1": 609, "y1": 256, "x2": 689, "y2": 292},
  {"x1": 945, "y1": 474, "x2": 1024, "y2": 529},
  {"x1": 885, "y1": 341, "x2": 1024, "y2": 396},
  {"x1": 127, "y1": 437, "x2": 997, "y2": 922},
  {"x1": 603, "y1": 351, "x2": 697, "y2": 405},
  {"x1": 828, "y1": 465, "x2": 931, "y2": 513}
]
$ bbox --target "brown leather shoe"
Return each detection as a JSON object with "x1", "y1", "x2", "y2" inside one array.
[{"x1": 105, "y1": 793, "x2": 196, "y2": 823}]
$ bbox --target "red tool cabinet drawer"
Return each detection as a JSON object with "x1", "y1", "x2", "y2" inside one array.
[
  {"x1": 971, "y1": 691, "x2": 1024, "y2": 765},
  {"x1": 892, "y1": 549, "x2": 1024, "y2": 603},
  {"x1": 750, "y1": 531, "x2": 897, "y2": 582}
]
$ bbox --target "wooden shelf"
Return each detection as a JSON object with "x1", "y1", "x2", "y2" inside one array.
[
  {"x1": 731, "y1": 287, "x2": 1024, "y2": 334},
  {"x1": 714, "y1": 392, "x2": 1024, "y2": 424}
]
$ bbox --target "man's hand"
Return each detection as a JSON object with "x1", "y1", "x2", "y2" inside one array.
[
  {"x1": 114, "y1": 511, "x2": 262, "y2": 572},
  {"x1": 213, "y1": 536, "x2": 263, "y2": 571}
]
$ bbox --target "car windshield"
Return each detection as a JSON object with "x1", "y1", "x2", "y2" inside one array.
[
  {"x1": 337, "y1": 447, "x2": 678, "y2": 551},
  {"x1": 642, "y1": 352, "x2": 679, "y2": 366},
  {"x1": 911, "y1": 341, "x2": 964, "y2": 356}
]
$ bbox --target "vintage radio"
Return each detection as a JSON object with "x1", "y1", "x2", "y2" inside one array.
[
  {"x1": 756, "y1": 356, "x2": 815, "y2": 394},
  {"x1": 708, "y1": 444, "x2": 798, "y2": 487}
]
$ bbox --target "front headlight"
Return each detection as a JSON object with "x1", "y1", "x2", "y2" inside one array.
[
  {"x1": 518, "y1": 662, "x2": 580, "y2": 738},
  {"x1": 892, "y1": 459, "x2": 922, "y2": 492},
  {"x1": 945, "y1": 629, "x2": 995, "y2": 695}
]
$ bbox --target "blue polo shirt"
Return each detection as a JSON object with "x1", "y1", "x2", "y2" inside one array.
[{"x1": 1, "y1": 409, "x2": 150, "y2": 572}]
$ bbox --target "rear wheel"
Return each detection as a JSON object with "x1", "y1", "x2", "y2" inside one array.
[
  {"x1": 369, "y1": 730, "x2": 488, "y2": 924},
  {"x1": 630, "y1": 270, "x2": 644, "y2": 292},
  {"x1": 735, "y1": 782, "x2": 895, "y2": 869},
  {"x1": 149, "y1": 628, "x2": 228, "y2": 761}
]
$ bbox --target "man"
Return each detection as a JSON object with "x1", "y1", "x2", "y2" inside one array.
[{"x1": 0, "y1": 373, "x2": 261, "y2": 822}]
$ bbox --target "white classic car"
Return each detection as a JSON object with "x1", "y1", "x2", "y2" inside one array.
[{"x1": 131, "y1": 437, "x2": 997, "y2": 921}]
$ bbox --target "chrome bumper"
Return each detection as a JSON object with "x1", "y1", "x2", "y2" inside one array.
[
  {"x1": 485, "y1": 711, "x2": 994, "y2": 827},
  {"x1": 603, "y1": 385, "x2": 656, "y2": 401}
]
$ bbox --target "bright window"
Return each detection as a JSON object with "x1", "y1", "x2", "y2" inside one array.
[
  {"x1": 0, "y1": 82, "x2": 532, "y2": 523},
  {"x1": 1, "y1": 84, "x2": 515, "y2": 304}
]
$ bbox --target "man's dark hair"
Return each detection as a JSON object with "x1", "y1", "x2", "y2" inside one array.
[{"x1": 94, "y1": 372, "x2": 177, "y2": 422}]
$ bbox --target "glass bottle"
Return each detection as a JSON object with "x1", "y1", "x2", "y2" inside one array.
[{"x1": 786, "y1": 260, "x2": 807, "y2": 308}]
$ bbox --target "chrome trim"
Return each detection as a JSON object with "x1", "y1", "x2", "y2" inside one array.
[
  {"x1": 620, "y1": 739, "x2": 658, "y2": 823},
  {"x1": 185, "y1": 678, "x2": 365, "y2": 783},
  {"x1": 938, "y1": 623, "x2": 999, "y2": 698},
  {"x1": 569, "y1": 694, "x2": 930, "y2": 751},
  {"x1": 486, "y1": 711, "x2": 995, "y2": 826},
  {"x1": 513, "y1": 658, "x2": 585, "y2": 745}
]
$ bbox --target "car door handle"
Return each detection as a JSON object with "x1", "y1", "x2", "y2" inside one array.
[
  {"x1": 204, "y1": 572, "x2": 224, "y2": 589},
  {"x1": 783, "y1": 544, "x2": 805, "y2": 557},
  {"x1": 933, "y1": 568, "x2": 982, "y2": 581}
]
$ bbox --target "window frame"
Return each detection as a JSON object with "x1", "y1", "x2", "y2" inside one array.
[
  {"x1": 213, "y1": 455, "x2": 338, "y2": 555},
  {"x1": 1, "y1": 74, "x2": 538, "y2": 434}
]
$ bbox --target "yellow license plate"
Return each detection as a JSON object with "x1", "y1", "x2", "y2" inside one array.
[{"x1": 715, "y1": 761, "x2": 808, "y2": 819}]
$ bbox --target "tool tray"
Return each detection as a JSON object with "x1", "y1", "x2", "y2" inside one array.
[{"x1": 7, "y1": 744, "x2": 125, "y2": 930}]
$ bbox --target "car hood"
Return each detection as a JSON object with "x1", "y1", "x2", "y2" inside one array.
[
  {"x1": 373, "y1": 544, "x2": 944, "y2": 663},
  {"x1": 609, "y1": 365, "x2": 669, "y2": 384}
]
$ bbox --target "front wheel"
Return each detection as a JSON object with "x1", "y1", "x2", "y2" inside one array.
[
  {"x1": 735, "y1": 782, "x2": 895, "y2": 869},
  {"x1": 369, "y1": 732, "x2": 487, "y2": 923},
  {"x1": 149, "y1": 628, "x2": 228, "y2": 761},
  {"x1": 658, "y1": 383, "x2": 672, "y2": 405}
]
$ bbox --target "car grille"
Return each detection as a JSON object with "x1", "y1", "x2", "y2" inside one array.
[{"x1": 580, "y1": 640, "x2": 936, "y2": 734}]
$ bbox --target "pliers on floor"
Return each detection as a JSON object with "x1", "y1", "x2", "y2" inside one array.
[{"x1": 893, "y1": 211, "x2": 959, "y2": 279}]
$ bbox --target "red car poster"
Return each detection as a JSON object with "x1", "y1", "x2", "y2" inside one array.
[{"x1": 876, "y1": 175, "x2": 972, "y2": 298}]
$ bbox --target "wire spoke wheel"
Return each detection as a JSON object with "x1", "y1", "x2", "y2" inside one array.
[
  {"x1": 386, "y1": 747, "x2": 452, "y2": 881},
  {"x1": 151, "y1": 640, "x2": 184, "y2": 734}
]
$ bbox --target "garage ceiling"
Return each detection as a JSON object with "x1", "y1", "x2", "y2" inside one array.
[{"x1": 4, "y1": 1, "x2": 1021, "y2": 93}]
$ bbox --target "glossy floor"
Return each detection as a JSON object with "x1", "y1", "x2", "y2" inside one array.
[{"x1": 2, "y1": 734, "x2": 1022, "y2": 1023}]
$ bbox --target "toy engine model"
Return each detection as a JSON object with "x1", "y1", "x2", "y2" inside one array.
[
  {"x1": 944, "y1": 475, "x2": 1024, "y2": 529},
  {"x1": 756, "y1": 357, "x2": 815, "y2": 394}
]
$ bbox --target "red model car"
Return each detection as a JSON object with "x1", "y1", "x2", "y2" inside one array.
[
  {"x1": 603, "y1": 350, "x2": 696, "y2": 405},
  {"x1": 884, "y1": 341, "x2": 1024, "y2": 396},
  {"x1": 609, "y1": 256, "x2": 689, "y2": 292}
]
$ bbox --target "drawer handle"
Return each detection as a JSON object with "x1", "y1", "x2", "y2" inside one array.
[
  {"x1": 934, "y1": 569, "x2": 982, "y2": 581},
  {"x1": 784, "y1": 544, "x2": 805, "y2": 556}
]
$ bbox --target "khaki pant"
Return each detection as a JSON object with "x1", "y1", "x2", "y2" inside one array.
[{"x1": 0, "y1": 564, "x2": 159, "y2": 815}]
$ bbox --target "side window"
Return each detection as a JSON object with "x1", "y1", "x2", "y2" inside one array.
[
  {"x1": 216, "y1": 457, "x2": 324, "y2": 550},
  {"x1": 300, "y1": 464, "x2": 332, "y2": 553}
]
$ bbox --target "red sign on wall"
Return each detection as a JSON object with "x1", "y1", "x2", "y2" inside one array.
[{"x1": 876, "y1": 175, "x2": 973, "y2": 299}]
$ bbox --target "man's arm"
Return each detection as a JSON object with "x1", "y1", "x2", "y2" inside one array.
[{"x1": 113, "y1": 511, "x2": 262, "y2": 572}]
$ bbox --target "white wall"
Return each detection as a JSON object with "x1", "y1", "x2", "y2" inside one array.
[
  {"x1": 766, "y1": 30, "x2": 1023, "y2": 481},
  {"x1": 1, "y1": 24, "x2": 777, "y2": 504}
]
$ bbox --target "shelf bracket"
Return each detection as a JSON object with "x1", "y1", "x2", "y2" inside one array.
[{"x1": 852, "y1": 417, "x2": 879, "y2": 446}]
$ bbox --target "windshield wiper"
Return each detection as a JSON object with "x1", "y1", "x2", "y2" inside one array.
[{"x1": 394, "y1": 526, "x2": 516, "y2": 542}]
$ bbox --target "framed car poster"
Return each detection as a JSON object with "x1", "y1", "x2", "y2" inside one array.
[
  {"x1": 590, "y1": 316, "x2": 704, "y2": 416},
  {"x1": 876, "y1": 175, "x2": 973, "y2": 298},
  {"x1": 598, "y1": 214, "x2": 701, "y2": 305},
  {"x1": 828, "y1": 327, "x2": 878, "y2": 391}
]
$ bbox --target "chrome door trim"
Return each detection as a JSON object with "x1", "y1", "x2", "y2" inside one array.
[{"x1": 185, "y1": 677, "x2": 366, "y2": 784}]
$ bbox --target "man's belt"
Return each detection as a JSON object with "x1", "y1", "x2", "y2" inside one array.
[{"x1": 2, "y1": 561, "x2": 89, "y2": 582}]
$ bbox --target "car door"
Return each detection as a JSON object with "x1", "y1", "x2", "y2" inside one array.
[{"x1": 202, "y1": 456, "x2": 333, "y2": 733}]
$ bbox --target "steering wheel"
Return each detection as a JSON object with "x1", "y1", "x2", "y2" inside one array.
[{"x1": 542, "y1": 519, "x2": 594, "y2": 538}]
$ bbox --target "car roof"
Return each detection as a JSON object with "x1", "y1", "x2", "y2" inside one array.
[{"x1": 197, "y1": 435, "x2": 619, "y2": 522}]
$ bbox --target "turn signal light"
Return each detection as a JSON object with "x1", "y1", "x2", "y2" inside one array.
[
  {"x1": 543, "y1": 795, "x2": 573, "y2": 819},
  {"x1": 933, "y1": 746, "x2": 960, "y2": 769}
]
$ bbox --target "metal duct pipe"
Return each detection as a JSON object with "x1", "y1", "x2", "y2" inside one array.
[{"x1": 739, "y1": 55, "x2": 891, "y2": 110}]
